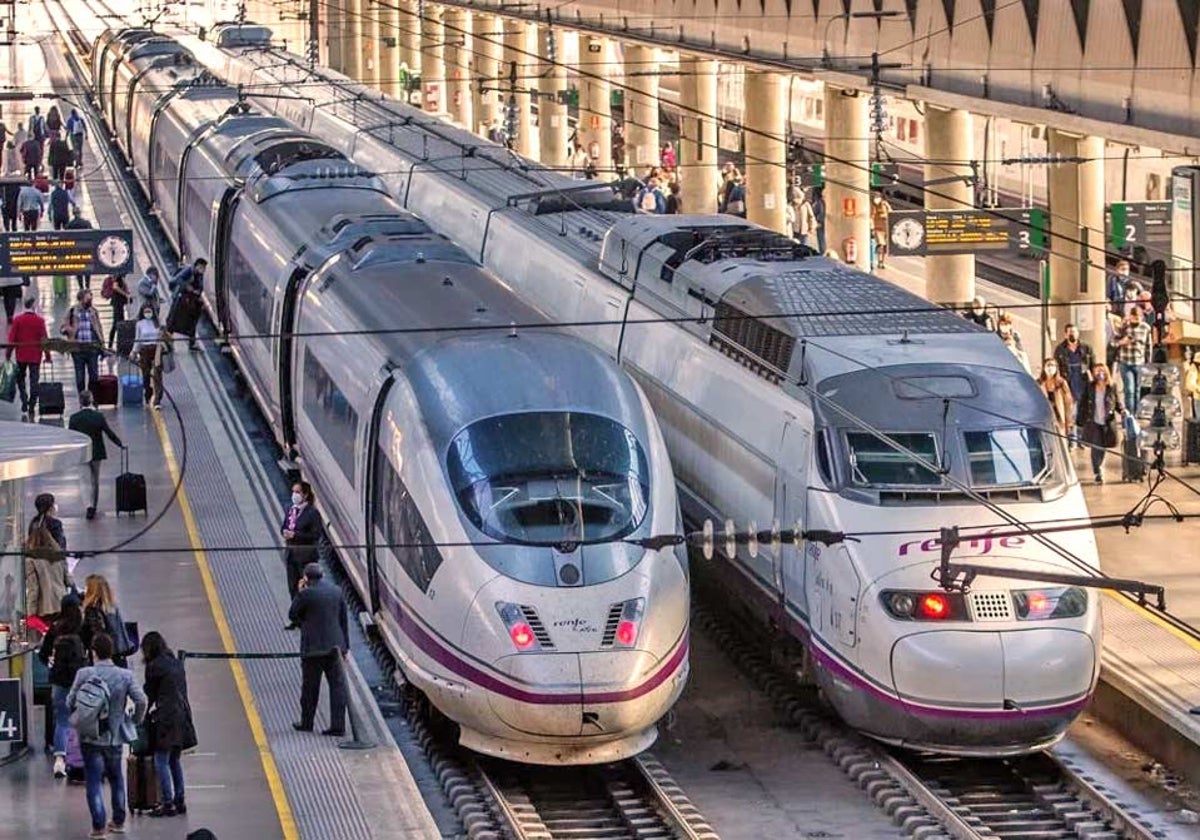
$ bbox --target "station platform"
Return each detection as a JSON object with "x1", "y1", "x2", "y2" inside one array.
[{"x1": 0, "y1": 18, "x2": 442, "y2": 840}]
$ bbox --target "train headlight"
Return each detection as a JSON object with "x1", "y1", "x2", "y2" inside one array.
[
  {"x1": 602, "y1": 598, "x2": 645, "y2": 648},
  {"x1": 880, "y1": 590, "x2": 967, "y2": 621},
  {"x1": 495, "y1": 601, "x2": 542, "y2": 652},
  {"x1": 1011, "y1": 587, "x2": 1087, "y2": 620}
]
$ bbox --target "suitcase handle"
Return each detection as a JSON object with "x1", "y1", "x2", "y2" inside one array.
[{"x1": 121, "y1": 446, "x2": 129, "y2": 473}]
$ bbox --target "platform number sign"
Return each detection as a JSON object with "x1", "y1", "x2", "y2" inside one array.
[{"x1": 0, "y1": 678, "x2": 21, "y2": 742}]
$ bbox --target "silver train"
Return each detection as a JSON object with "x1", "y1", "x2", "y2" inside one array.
[
  {"x1": 168, "y1": 22, "x2": 1109, "y2": 757},
  {"x1": 90, "y1": 29, "x2": 690, "y2": 764}
]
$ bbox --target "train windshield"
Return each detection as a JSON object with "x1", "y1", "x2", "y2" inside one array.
[
  {"x1": 447, "y1": 412, "x2": 650, "y2": 546},
  {"x1": 963, "y1": 428, "x2": 1049, "y2": 486},
  {"x1": 846, "y1": 432, "x2": 942, "y2": 486}
]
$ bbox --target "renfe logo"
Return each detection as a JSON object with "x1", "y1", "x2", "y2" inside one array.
[{"x1": 898, "y1": 531, "x2": 1025, "y2": 557}]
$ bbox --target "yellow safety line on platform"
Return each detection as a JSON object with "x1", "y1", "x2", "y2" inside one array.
[
  {"x1": 1102, "y1": 590, "x2": 1200, "y2": 655},
  {"x1": 151, "y1": 408, "x2": 300, "y2": 840}
]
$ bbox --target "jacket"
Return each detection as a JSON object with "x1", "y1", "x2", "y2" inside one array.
[
  {"x1": 47, "y1": 138, "x2": 71, "y2": 170},
  {"x1": 16, "y1": 185, "x2": 42, "y2": 214},
  {"x1": 68, "y1": 407, "x2": 123, "y2": 462},
  {"x1": 144, "y1": 653, "x2": 197, "y2": 752},
  {"x1": 63, "y1": 304, "x2": 103, "y2": 345},
  {"x1": 169, "y1": 265, "x2": 203, "y2": 296},
  {"x1": 1076, "y1": 384, "x2": 1124, "y2": 448},
  {"x1": 282, "y1": 504, "x2": 321, "y2": 566},
  {"x1": 38, "y1": 627, "x2": 85, "y2": 689},
  {"x1": 6, "y1": 310, "x2": 49, "y2": 364},
  {"x1": 28, "y1": 513, "x2": 66, "y2": 553},
  {"x1": 288, "y1": 580, "x2": 349, "y2": 656},
  {"x1": 1053, "y1": 339, "x2": 1094, "y2": 394},
  {"x1": 68, "y1": 660, "x2": 147, "y2": 746},
  {"x1": 48, "y1": 186, "x2": 71, "y2": 220},
  {"x1": 19, "y1": 138, "x2": 41, "y2": 168},
  {"x1": 1037, "y1": 375, "x2": 1073, "y2": 433}
]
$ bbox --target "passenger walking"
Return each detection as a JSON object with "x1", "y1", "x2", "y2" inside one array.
[
  {"x1": 0, "y1": 274, "x2": 22, "y2": 323},
  {"x1": 5, "y1": 295, "x2": 50, "y2": 419},
  {"x1": 37, "y1": 593, "x2": 86, "y2": 779},
  {"x1": 48, "y1": 132, "x2": 72, "y2": 182},
  {"x1": 665, "y1": 181, "x2": 681, "y2": 214},
  {"x1": 68, "y1": 632, "x2": 147, "y2": 839},
  {"x1": 19, "y1": 134, "x2": 42, "y2": 178},
  {"x1": 27, "y1": 493, "x2": 66, "y2": 556},
  {"x1": 169, "y1": 257, "x2": 206, "y2": 351},
  {"x1": 46, "y1": 105, "x2": 63, "y2": 135},
  {"x1": 24, "y1": 491, "x2": 69, "y2": 621},
  {"x1": 3, "y1": 141, "x2": 18, "y2": 177},
  {"x1": 289, "y1": 563, "x2": 349, "y2": 736},
  {"x1": 791, "y1": 189, "x2": 817, "y2": 247},
  {"x1": 660, "y1": 142, "x2": 676, "y2": 172},
  {"x1": 871, "y1": 194, "x2": 892, "y2": 268},
  {"x1": 48, "y1": 179, "x2": 73, "y2": 230},
  {"x1": 149, "y1": 325, "x2": 170, "y2": 410},
  {"x1": 29, "y1": 107, "x2": 46, "y2": 144},
  {"x1": 2, "y1": 177, "x2": 20, "y2": 230},
  {"x1": 131, "y1": 305, "x2": 161, "y2": 404},
  {"x1": 281, "y1": 481, "x2": 321, "y2": 600},
  {"x1": 17, "y1": 181, "x2": 43, "y2": 230},
  {"x1": 80, "y1": 575, "x2": 135, "y2": 667},
  {"x1": 1053, "y1": 323, "x2": 1094, "y2": 445},
  {"x1": 140, "y1": 631, "x2": 197, "y2": 817},
  {"x1": 66, "y1": 108, "x2": 86, "y2": 166},
  {"x1": 62, "y1": 289, "x2": 104, "y2": 395},
  {"x1": 1076, "y1": 362, "x2": 1125, "y2": 483},
  {"x1": 68, "y1": 392, "x2": 125, "y2": 521},
  {"x1": 1115, "y1": 307, "x2": 1152, "y2": 409},
  {"x1": 103, "y1": 273, "x2": 130, "y2": 349},
  {"x1": 811, "y1": 187, "x2": 826, "y2": 254},
  {"x1": 1036, "y1": 358, "x2": 1074, "y2": 437},
  {"x1": 136, "y1": 266, "x2": 161, "y2": 316},
  {"x1": 725, "y1": 174, "x2": 746, "y2": 217},
  {"x1": 10, "y1": 121, "x2": 25, "y2": 158}
]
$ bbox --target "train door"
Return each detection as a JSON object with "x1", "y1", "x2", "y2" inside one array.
[
  {"x1": 212, "y1": 188, "x2": 240, "y2": 333},
  {"x1": 362, "y1": 372, "x2": 397, "y2": 615},
  {"x1": 276, "y1": 267, "x2": 308, "y2": 451},
  {"x1": 775, "y1": 419, "x2": 810, "y2": 615}
]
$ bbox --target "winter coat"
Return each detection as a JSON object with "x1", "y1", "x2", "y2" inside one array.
[
  {"x1": 1036, "y1": 374, "x2": 1073, "y2": 434},
  {"x1": 1076, "y1": 385, "x2": 1124, "y2": 448},
  {"x1": 6, "y1": 311, "x2": 50, "y2": 364},
  {"x1": 144, "y1": 653, "x2": 197, "y2": 752},
  {"x1": 38, "y1": 628, "x2": 85, "y2": 689}
]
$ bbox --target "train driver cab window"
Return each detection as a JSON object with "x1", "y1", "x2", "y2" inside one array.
[
  {"x1": 845, "y1": 432, "x2": 941, "y2": 487},
  {"x1": 447, "y1": 412, "x2": 650, "y2": 546},
  {"x1": 963, "y1": 428, "x2": 1048, "y2": 487}
]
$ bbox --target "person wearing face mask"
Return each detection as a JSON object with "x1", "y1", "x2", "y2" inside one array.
[
  {"x1": 1036, "y1": 358, "x2": 1073, "y2": 437},
  {"x1": 1116, "y1": 307, "x2": 1152, "y2": 408},
  {"x1": 1053, "y1": 323, "x2": 1094, "y2": 446},
  {"x1": 131, "y1": 306, "x2": 162, "y2": 405},
  {"x1": 61, "y1": 288, "x2": 103, "y2": 396},
  {"x1": 281, "y1": 482, "x2": 321, "y2": 602},
  {"x1": 1076, "y1": 362, "x2": 1126, "y2": 483}
]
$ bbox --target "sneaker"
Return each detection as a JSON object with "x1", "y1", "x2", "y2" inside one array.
[
  {"x1": 87, "y1": 830, "x2": 106, "y2": 839},
  {"x1": 147, "y1": 802, "x2": 177, "y2": 818},
  {"x1": 106, "y1": 823, "x2": 125, "y2": 834},
  {"x1": 53, "y1": 755, "x2": 65, "y2": 778}
]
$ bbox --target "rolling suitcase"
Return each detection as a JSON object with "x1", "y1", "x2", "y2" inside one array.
[
  {"x1": 115, "y1": 449, "x2": 147, "y2": 515},
  {"x1": 1184, "y1": 419, "x2": 1200, "y2": 466},
  {"x1": 126, "y1": 753, "x2": 160, "y2": 813},
  {"x1": 113, "y1": 319, "x2": 137, "y2": 358},
  {"x1": 166, "y1": 290, "x2": 202, "y2": 337},
  {"x1": 1121, "y1": 439, "x2": 1146, "y2": 483},
  {"x1": 37, "y1": 369, "x2": 64, "y2": 417},
  {"x1": 94, "y1": 372, "x2": 118, "y2": 407},
  {"x1": 120, "y1": 366, "x2": 143, "y2": 406}
]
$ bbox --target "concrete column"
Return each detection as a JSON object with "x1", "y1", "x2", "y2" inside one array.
[
  {"x1": 363, "y1": 0, "x2": 380, "y2": 88},
  {"x1": 502, "y1": 20, "x2": 538, "y2": 158},
  {"x1": 379, "y1": 0, "x2": 401, "y2": 98},
  {"x1": 1048, "y1": 131, "x2": 1106, "y2": 356},
  {"x1": 398, "y1": 0, "x2": 421, "y2": 99},
  {"x1": 678, "y1": 57, "x2": 719, "y2": 215},
  {"x1": 473, "y1": 13, "x2": 503, "y2": 137},
  {"x1": 823, "y1": 85, "x2": 870, "y2": 269},
  {"x1": 579, "y1": 35, "x2": 612, "y2": 176},
  {"x1": 538, "y1": 26, "x2": 569, "y2": 169},
  {"x1": 326, "y1": 0, "x2": 344, "y2": 73},
  {"x1": 442, "y1": 8, "x2": 472, "y2": 127},
  {"x1": 343, "y1": 0, "x2": 363, "y2": 80},
  {"x1": 420, "y1": 5, "x2": 444, "y2": 112},
  {"x1": 743, "y1": 72, "x2": 787, "y2": 234},
  {"x1": 924, "y1": 107, "x2": 975, "y2": 304},
  {"x1": 622, "y1": 44, "x2": 659, "y2": 174}
]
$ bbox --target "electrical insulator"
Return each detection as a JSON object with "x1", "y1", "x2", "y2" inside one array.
[
  {"x1": 545, "y1": 29, "x2": 557, "y2": 64},
  {"x1": 417, "y1": 0, "x2": 425, "y2": 21},
  {"x1": 504, "y1": 96, "x2": 519, "y2": 142},
  {"x1": 305, "y1": 39, "x2": 318, "y2": 65}
]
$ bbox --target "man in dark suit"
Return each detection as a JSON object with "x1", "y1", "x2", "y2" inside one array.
[
  {"x1": 67, "y1": 391, "x2": 125, "y2": 520},
  {"x1": 288, "y1": 563, "x2": 349, "y2": 736}
]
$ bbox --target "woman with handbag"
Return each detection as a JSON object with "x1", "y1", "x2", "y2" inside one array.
[
  {"x1": 80, "y1": 574, "x2": 134, "y2": 668},
  {"x1": 25, "y1": 493, "x2": 68, "y2": 617},
  {"x1": 141, "y1": 631, "x2": 197, "y2": 817},
  {"x1": 1076, "y1": 361, "x2": 1126, "y2": 484}
]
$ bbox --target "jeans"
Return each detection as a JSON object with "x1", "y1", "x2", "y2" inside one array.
[
  {"x1": 51, "y1": 685, "x2": 70, "y2": 755},
  {"x1": 72, "y1": 348, "x2": 99, "y2": 395},
  {"x1": 20, "y1": 210, "x2": 38, "y2": 230},
  {"x1": 14, "y1": 361, "x2": 40, "y2": 413},
  {"x1": 82, "y1": 744, "x2": 126, "y2": 831},
  {"x1": 1090, "y1": 438, "x2": 1106, "y2": 477},
  {"x1": 1120, "y1": 363, "x2": 1141, "y2": 411},
  {"x1": 154, "y1": 748, "x2": 185, "y2": 804}
]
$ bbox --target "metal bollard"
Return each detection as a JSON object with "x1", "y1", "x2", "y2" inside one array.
[{"x1": 333, "y1": 651, "x2": 374, "y2": 751}]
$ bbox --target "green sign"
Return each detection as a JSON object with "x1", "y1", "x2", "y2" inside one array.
[
  {"x1": 1022, "y1": 207, "x2": 1049, "y2": 254},
  {"x1": 809, "y1": 163, "x2": 824, "y2": 188},
  {"x1": 871, "y1": 162, "x2": 899, "y2": 188}
]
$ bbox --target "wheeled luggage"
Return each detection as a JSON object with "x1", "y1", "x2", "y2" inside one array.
[
  {"x1": 1121, "y1": 439, "x2": 1146, "y2": 483},
  {"x1": 120, "y1": 370, "x2": 143, "y2": 406},
  {"x1": 126, "y1": 753, "x2": 160, "y2": 813},
  {"x1": 93, "y1": 373, "x2": 118, "y2": 406},
  {"x1": 166, "y1": 290, "x2": 202, "y2": 337},
  {"x1": 115, "y1": 449, "x2": 147, "y2": 515},
  {"x1": 37, "y1": 375, "x2": 64, "y2": 417}
]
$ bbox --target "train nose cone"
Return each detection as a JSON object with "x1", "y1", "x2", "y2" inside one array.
[
  {"x1": 887, "y1": 628, "x2": 1096, "y2": 751},
  {"x1": 489, "y1": 654, "x2": 583, "y2": 737}
]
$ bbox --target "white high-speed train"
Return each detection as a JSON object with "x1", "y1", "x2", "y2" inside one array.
[
  {"x1": 120, "y1": 23, "x2": 1103, "y2": 756},
  {"x1": 90, "y1": 31, "x2": 690, "y2": 764}
]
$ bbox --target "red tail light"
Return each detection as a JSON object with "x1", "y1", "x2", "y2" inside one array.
[
  {"x1": 881, "y1": 590, "x2": 967, "y2": 621},
  {"x1": 509, "y1": 622, "x2": 536, "y2": 650},
  {"x1": 615, "y1": 619, "x2": 638, "y2": 646},
  {"x1": 918, "y1": 593, "x2": 949, "y2": 619}
]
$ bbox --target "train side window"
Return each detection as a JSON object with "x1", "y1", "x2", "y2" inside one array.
[
  {"x1": 374, "y1": 448, "x2": 442, "y2": 592},
  {"x1": 302, "y1": 346, "x2": 359, "y2": 485},
  {"x1": 815, "y1": 430, "x2": 833, "y2": 484},
  {"x1": 225, "y1": 236, "x2": 272, "y2": 336}
]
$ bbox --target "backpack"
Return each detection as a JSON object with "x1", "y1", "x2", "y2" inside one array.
[
  {"x1": 70, "y1": 673, "x2": 111, "y2": 740},
  {"x1": 101, "y1": 276, "x2": 115, "y2": 299}
]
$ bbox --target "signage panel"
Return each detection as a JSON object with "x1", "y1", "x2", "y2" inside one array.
[
  {"x1": 0, "y1": 678, "x2": 20, "y2": 743},
  {"x1": 0, "y1": 229, "x2": 133, "y2": 277},
  {"x1": 888, "y1": 209, "x2": 1045, "y2": 257}
]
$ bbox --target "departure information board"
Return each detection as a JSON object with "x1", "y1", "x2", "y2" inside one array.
[
  {"x1": 0, "y1": 229, "x2": 133, "y2": 277},
  {"x1": 888, "y1": 209, "x2": 1046, "y2": 257}
]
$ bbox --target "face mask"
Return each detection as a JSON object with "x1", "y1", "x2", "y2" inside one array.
[
  {"x1": 142, "y1": 311, "x2": 152, "y2": 320},
  {"x1": 291, "y1": 493, "x2": 304, "y2": 506},
  {"x1": 1045, "y1": 366, "x2": 1057, "y2": 376},
  {"x1": 1096, "y1": 373, "x2": 1107, "y2": 382},
  {"x1": 999, "y1": 326, "x2": 1011, "y2": 337}
]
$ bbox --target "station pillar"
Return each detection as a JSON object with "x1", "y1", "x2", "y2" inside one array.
[
  {"x1": 1048, "y1": 131, "x2": 1106, "y2": 356},
  {"x1": 823, "y1": 85, "x2": 871, "y2": 270},
  {"x1": 362, "y1": 0, "x2": 380, "y2": 88},
  {"x1": 398, "y1": 0, "x2": 421, "y2": 101},
  {"x1": 538, "y1": 26, "x2": 570, "y2": 169},
  {"x1": 924, "y1": 107, "x2": 975, "y2": 305},
  {"x1": 678, "y1": 56, "x2": 719, "y2": 214},
  {"x1": 743, "y1": 72, "x2": 787, "y2": 234},
  {"x1": 444, "y1": 8, "x2": 472, "y2": 128},
  {"x1": 343, "y1": 0, "x2": 363, "y2": 80},
  {"x1": 503, "y1": 21, "x2": 538, "y2": 158},
  {"x1": 578, "y1": 36, "x2": 612, "y2": 177},
  {"x1": 623, "y1": 44, "x2": 659, "y2": 174},
  {"x1": 420, "y1": 5, "x2": 445, "y2": 112},
  {"x1": 326, "y1": 0, "x2": 344, "y2": 74},
  {"x1": 473, "y1": 13, "x2": 503, "y2": 137},
  {"x1": 379, "y1": 0, "x2": 402, "y2": 99}
]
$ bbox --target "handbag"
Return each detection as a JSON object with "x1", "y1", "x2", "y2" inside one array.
[
  {"x1": 0, "y1": 359, "x2": 15, "y2": 403},
  {"x1": 106, "y1": 610, "x2": 138, "y2": 657}
]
